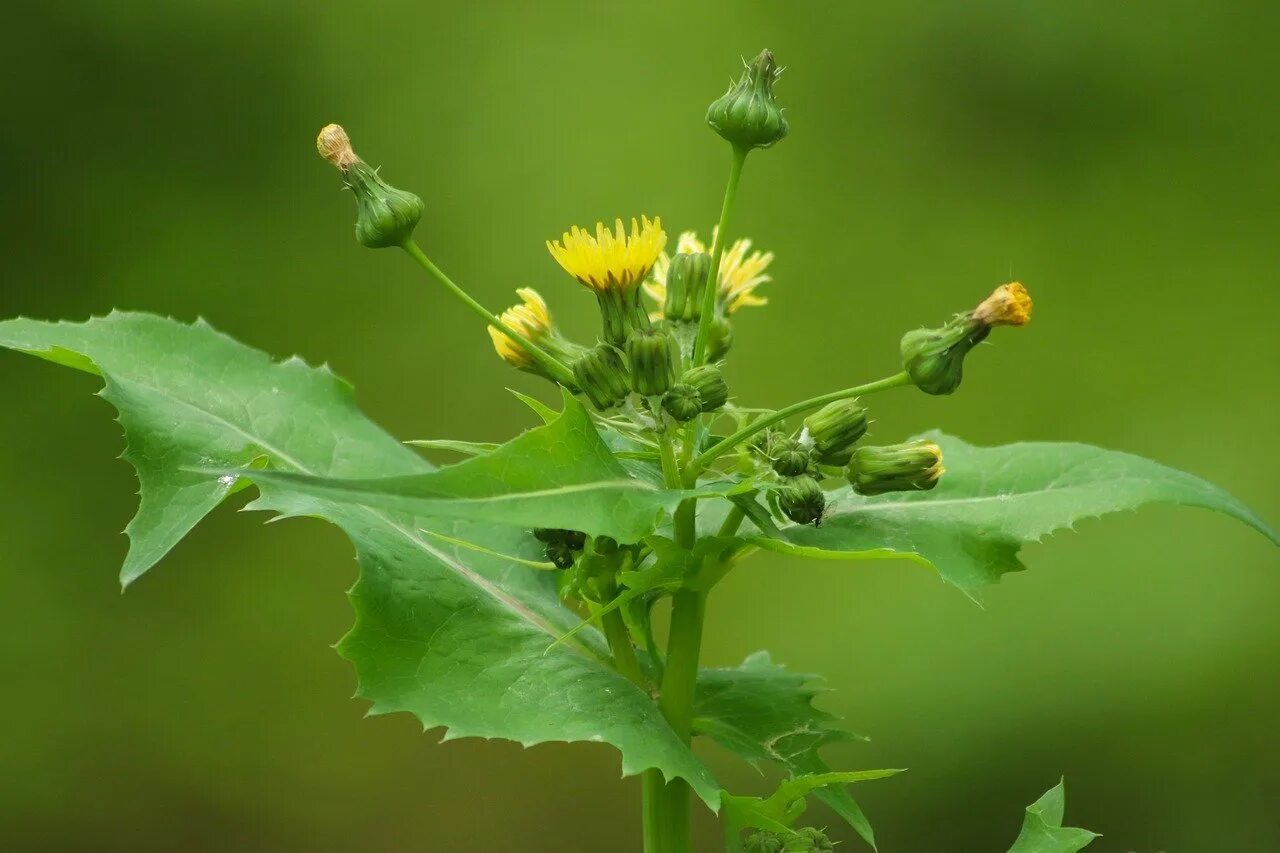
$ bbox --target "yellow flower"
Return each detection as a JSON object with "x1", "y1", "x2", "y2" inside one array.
[
  {"x1": 488, "y1": 288, "x2": 553, "y2": 368},
  {"x1": 973, "y1": 282, "x2": 1032, "y2": 327},
  {"x1": 546, "y1": 217, "x2": 666, "y2": 293},
  {"x1": 645, "y1": 228, "x2": 774, "y2": 315}
]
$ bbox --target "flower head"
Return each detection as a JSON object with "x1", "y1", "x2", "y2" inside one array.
[
  {"x1": 546, "y1": 217, "x2": 666, "y2": 293},
  {"x1": 489, "y1": 288, "x2": 554, "y2": 369},
  {"x1": 973, "y1": 281, "x2": 1033, "y2": 327},
  {"x1": 645, "y1": 228, "x2": 774, "y2": 315}
]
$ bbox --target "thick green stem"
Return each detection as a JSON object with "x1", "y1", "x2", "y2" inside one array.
[
  {"x1": 685, "y1": 371, "x2": 913, "y2": 482},
  {"x1": 692, "y1": 146, "x2": 748, "y2": 365},
  {"x1": 654, "y1": 588, "x2": 708, "y2": 853},
  {"x1": 399, "y1": 239, "x2": 577, "y2": 386}
]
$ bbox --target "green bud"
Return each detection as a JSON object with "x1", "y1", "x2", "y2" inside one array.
[
  {"x1": 707, "y1": 50, "x2": 790, "y2": 151},
  {"x1": 682, "y1": 364, "x2": 729, "y2": 412},
  {"x1": 662, "y1": 383, "x2": 703, "y2": 423},
  {"x1": 803, "y1": 399, "x2": 869, "y2": 464},
  {"x1": 625, "y1": 328, "x2": 679, "y2": 396},
  {"x1": 784, "y1": 828, "x2": 834, "y2": 853},
  {"x1": 595, "y1": 285, "x2": 652, "y2": 346},
  {"x1": 900, "y1": 314, "x2": 990, "y2": 395},
  {"x1": 771, "y1": 439, "x2": 811, "y2": 477},
  {"x1": 663, "y1": 251, "x2": 712, "y2": 322},
  {"x1": 317, "y1": 124, "x2": 423, "y2": 249},
  {"x1": 744, "y1": 832, "x2": 785, "y2": 853},
  {"x1": 847, "y1": 440, "x2": 945, "y2": 496},
  {"x1": 706, "y1": 314, "x2": 734, "y2": 361},
  {"x1": 572, "y1": 345, "x2": 631, "y2": 410},
  {"x1": 545, "y1": 540, "x2": 576, "y2": 569},
  {"x1": 778, "y1": 475, "x2": 825, "y2": 526}
]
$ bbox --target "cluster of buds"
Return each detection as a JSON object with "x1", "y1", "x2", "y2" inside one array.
[
  {"x1": 752, "y1": 396, "x2": 948, "y2": 526},
  {"x1": 315, "y1": 51, "x2": 1031, "y2": 551},
  {"x1": 533, "y1": 528, "x2": 587, "y2": 569},
  {"x1": 743, "y1": 827, "x2": 834, "y2": 853}
]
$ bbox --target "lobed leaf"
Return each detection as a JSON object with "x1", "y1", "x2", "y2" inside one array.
[
  {"x1": 0, "y1": 312, "x2": 721, "y2": 806},
  {"x1": 777, "y1": 432, "x2": 1278, "y2": 600},
  {"x1": 696, "y1": 652, "x2": 887, "y2": 849},
  {"x1": 1007, "y1": 779, "x2": 1098, "y2": 852}
]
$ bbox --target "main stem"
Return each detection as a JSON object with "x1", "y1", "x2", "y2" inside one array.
[{"x1": 399, "y1": 239, "x2": 577, "y2": 386}]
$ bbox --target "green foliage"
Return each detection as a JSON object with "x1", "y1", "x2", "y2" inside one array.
[
  {"x1": 696, "y1": 653, "x2": 883, "y2": 848},
  {"x1": 721, "y1": 771, "x2": 902, "y2": 852},
  {"x1": 1006, "y1": 780, "x2": 1098, "y2": 852},
  {"x1": 780, "y1": 432, "x2": 1278, "y2": 600},
  {"x1": 1, "y1": 311, "x2": 1272, "y2": 851},
  {"x1": 0, "y1": 313, "x2": 720, "y2": 803}
]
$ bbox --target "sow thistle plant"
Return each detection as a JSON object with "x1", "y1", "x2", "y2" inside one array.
[{"x1": 5, "y1": 50, "x2": 1276, "y2": 852}]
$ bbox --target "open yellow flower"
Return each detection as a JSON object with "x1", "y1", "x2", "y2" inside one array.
[
  {"x1": 488, "y1": 288, "x2": 554, "y2": 369},
  {"x1": 645, "y1": 228, "x2": 774, "y2": 315},
  {"x1": 546, "y1": 217, "x2": 666, "y2": 293}
]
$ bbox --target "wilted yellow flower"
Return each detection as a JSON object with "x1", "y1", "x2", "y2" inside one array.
[
  {"x1": 488, "y1": 288, "x2": 553, "y2": 369},
  {"x1": 546, "y1": 217, "x2": 666, "y2": 293},
  {"x1": 645, "y1": 228, "x2": 774, "y2": 315},
  {"x1": 973, "y1": 282, "x2": 1032, "y2": 327}
]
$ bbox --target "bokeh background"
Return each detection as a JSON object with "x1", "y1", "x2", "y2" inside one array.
[{"x1": 3, "y1": 1, "x2": 1278, "y2": 850}]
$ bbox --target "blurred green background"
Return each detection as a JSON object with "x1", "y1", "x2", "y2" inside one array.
[{"x1": 3, "y1": 1, "x2": 1277, "y2": 850}]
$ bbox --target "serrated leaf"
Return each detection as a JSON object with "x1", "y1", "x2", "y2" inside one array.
[
  {"x1": 696, "y1": 652, "x2": 888, "y2": 849},
  {"x1": 1007, "y1": 779, "x2": 1098, "y2": 852},
  {"x1": 721, "y1": 768, "x2": 902, "y2": 852},
  {"x1": 776, "y1": 432, "x2": 1278, "y2": 600},
  {"x1": 0, "y1": 312, "x2": 720, "y2": 807},
  {"x1": 232, "y1": 395, "x2": 747, "y2": 544}
]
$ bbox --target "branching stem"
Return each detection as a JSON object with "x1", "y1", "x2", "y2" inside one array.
[
  {"x1": 684, "y1": 371, "x2": 913, "y2": 482},
  {"x1": 692, "y1": 146, "x2": 749, "y2": 365},
  {"x1": 400, "y1": 239, "x2": 577, "y2": 386}
]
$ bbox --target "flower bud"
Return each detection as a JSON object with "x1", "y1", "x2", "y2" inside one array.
[
  {"x1": 744, "y1": 832, "x2": 785, "y2": 853},
  {"x1": 316, "y1": 124, "x2": 423, "y2": 249},
  {"x1": 707, "y1": 50, "x2": 790, "y2": 151},
  {"x1": 847, "y1": 441, "x2": 945, "y2": 496},
  {"x1": 682, "y1": 364, "x2": 729, "y2": 412},
  {"x1": 572, "y1": 345, "x2": 631, "y2": 410},
  {"x1": 662, "y1": 383, "x2": 703, "y2": 423},
  {"x1": 900, "y1": 315, "x2": 988, "y2": 396},
  {"x1": 778, "y1": 475, "x2": 825, "y2": 526},
  {"x1": 786, "y1": 828, "x2": 834, "y2": 852},
  {"x1": 488, "y1": 288, "x2": 585, "y2": 381},
  {"x1": 625, "y1": 328, "x2": 679, "y2": 396},
  {"x1": 662, "y1": 251, "x2": 712, "y2": 322},
  {"x1": 706, "y1": 314, "x2": 735, "y2": 361},
  {"x1": 901, "y1": 282, "x2": 1033, "y2": 395},
  {"x1": 771, "y1": 439, "x2": 811, "y2": 477},
  {"x1": 803, "y1": 399, "x2": 869, "y2": 464}
]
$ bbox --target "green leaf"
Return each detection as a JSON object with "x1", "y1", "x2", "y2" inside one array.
[
  {"x1": 0, "y1": 312, "x2": 721, "y2": 807},
  {"x1": 405, "y1": 438, "x2": 499, "y2": 456},
  {"x1": 777, "y1": 432, "x2": 1278, "y2": 600},
  {"x1": 721, "y1": 769, "x2": 902, "y2": 852},
  {"x1": 696, "y1": 652, "x2": 889, "y2": 849},
  {"x1": 232, "y1": 394, "x2": 746, "y2": 544},
  {"x1": 1007, "y1": 779, "x2": 1098, "y2": 852}
]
